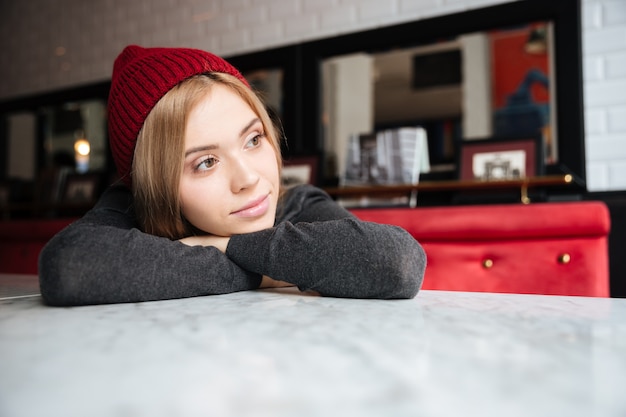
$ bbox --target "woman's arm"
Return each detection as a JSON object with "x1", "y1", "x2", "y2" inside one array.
[
  {"x1": 38, "y1": 186, "x2": 261, "y2": 306},
  {"x1": 225, "y1": 185, "x2": 426, "y2": 299}
]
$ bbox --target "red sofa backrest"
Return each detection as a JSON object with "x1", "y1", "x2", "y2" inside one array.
[
  {"x1": 351, "y1": 201, "x2": 611, "y2": 297},
  {"x1": 0, "y1": 218, "x2": 76, "y2": 275}
]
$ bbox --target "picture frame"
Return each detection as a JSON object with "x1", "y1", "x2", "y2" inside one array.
[
  {"x1": 459, "y1": 135, "x2": 543, "y2": 181},
  {"x1": 61, "y1": 173, "x2": 101, "y2": 202},
  {"x1": 281, "y1": 156, "x2": 318, "y2": 187}
]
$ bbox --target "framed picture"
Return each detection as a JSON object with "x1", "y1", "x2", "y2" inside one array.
[
  {"x1": 281, "y1": 156, "x2": 318, "y2": 187},
  {"x1": 62, "y1": 173, "x2": 101, "y2": 202},
  {"x1": 459, "y1": 136, "x2": 543, "y2": 181}
]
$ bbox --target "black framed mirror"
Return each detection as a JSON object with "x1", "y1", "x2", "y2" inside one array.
[
  {"x1": 299, "y1": 0, "x2": 584, "y2": 189},
  {"x1": 0, "y1": 82, "x2": 112, "y2": 216},
  {"x1": 0, "y1": 81, "x2": 112, "y2": 178}
]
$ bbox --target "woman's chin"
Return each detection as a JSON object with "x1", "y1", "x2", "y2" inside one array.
[{"x1": 235, "y1": 220, "x2": 276, "y2": 235}]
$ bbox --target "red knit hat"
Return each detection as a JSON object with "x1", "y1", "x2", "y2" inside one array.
[{"x1": 107, "y1": 45, "x2": 249, "y2": 186}]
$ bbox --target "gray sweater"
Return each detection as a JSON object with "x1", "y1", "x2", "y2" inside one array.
[{"x1": 39, "y1": 184, "x2": 426, "y2": 305}]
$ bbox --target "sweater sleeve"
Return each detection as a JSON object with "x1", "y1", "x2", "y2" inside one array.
[
  {"x1": 226, "y1": 185, "x2": 426, "y2": 299},
  {"x1": 38, "y1": 186, "x2": 261, "y2": 306}
]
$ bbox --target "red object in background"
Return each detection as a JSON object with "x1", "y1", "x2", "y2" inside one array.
[
  {"x1": 352, "y1": 201, "x2": 611, "y2": 297},
  {"x1": 1, "y1": 201, "x2": 611, "y2": 298},
  {"x1": 0, "y1": 219, "x2": 76, "y2": 275},
  {"x1": 490, "y1": 24, "x2": 551, "y2": 110}
]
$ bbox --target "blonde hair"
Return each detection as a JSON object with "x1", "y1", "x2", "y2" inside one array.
[{"x1": 132, "y1": 73, "x2": 283, "y2": 239}]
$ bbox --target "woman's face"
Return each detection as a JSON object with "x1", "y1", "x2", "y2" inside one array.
[{"x1": 179, "y1": 84, "x2": 280, "y2": 237}]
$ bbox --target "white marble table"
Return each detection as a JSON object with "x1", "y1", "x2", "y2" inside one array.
[{"x1": 1, "y1": 273, "x2": 625, "y2": 417}]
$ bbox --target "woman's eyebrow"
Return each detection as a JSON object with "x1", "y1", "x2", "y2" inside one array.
[
  {"x1": 240, "y1": 117, "x2": 261, "y2": 136},
  {"x1": 185, "y1": 144, "x2": 218, "y2": 158}
]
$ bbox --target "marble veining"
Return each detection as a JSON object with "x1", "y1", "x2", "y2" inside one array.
[{"x1": 1, "y1": 274, "x2": 625, "y2": 417}]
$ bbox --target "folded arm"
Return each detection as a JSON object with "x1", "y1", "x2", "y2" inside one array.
[
  {"x1": 226, "y1": 186, "x2": 426, "y2": 299},
  {"x1": 39, "y1": 184, "x2": 426, "y2": 305},
  {"x1": 38, "y1": 186, "x2": 261, "y2": 306}
]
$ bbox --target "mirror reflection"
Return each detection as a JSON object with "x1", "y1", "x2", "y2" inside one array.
[
  {"x1": 321, "y1": 20, "x2": 555, "y2": 183},
  {"x1": 244, "y1": 68, "x2": 284, "y2": 125},
  {"x1": 41, "y1": 99, "x2": 107, "y2": 175}
]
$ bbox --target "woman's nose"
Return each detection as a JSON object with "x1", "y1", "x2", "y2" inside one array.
[{"x1": 230, "y1": 157, "x2": 259, "y2": 193}]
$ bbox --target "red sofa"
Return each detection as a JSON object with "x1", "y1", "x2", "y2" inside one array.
[
  {"x1": 1, "y1": 201, "x2": 611, "y2": 297},
  {"x1": 0, "y1": 218, "x2": 76, "y2": 275},
  {"x1": 351, "y1": 201, "x2": 611, "y2": 297}
]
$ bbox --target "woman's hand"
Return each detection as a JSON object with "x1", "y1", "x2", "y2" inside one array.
[
  {"x1": 179, "y1": 237, "x2": 295, "y2": 289},
  {"x1": 179, "y1": 235, "x2": 230, "y2": 253},
  {"x1": 259, "y1": 276, "x2": 295, "y2": 288}
]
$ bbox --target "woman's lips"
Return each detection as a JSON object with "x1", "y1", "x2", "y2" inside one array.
[{"x1": 231, "y1": 194, "x2": 270, "y2": 218}]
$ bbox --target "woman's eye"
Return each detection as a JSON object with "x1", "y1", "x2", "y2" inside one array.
[
  {"x1": 246, "y1": 133, "x2": 265, "y2": 149},
  {"x1": 195, "y1": 156, "x2": 218, "y2": 172}
]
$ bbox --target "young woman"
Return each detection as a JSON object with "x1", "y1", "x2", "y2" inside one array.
[{"x1": 38, "y1": 45, "x2": 426, "y2": 306}]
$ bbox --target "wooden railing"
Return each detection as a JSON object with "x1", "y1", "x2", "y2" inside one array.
[{"x1": 324, "y1": 175, "x2": 576, "y2": 205}]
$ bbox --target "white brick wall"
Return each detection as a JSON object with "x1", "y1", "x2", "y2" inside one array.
[
  {"x1": 0, "y1": 0, "x2": 624, "y2": 191},
  {"x1": 583, "y1": 0, "x2": 626, "y2": 191}
]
